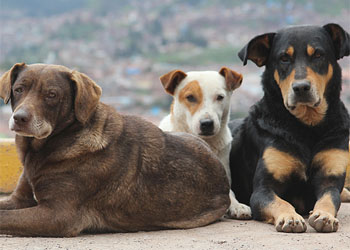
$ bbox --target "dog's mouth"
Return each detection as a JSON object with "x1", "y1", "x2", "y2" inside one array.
[
  {"x1": 12, "y1": 129, "x2": 52, "y2": 139},
  {"x1": 9, "y1": 116, "x2": 53, "y2": 139},
  {"x1": 286, "y1": 98, "x2": 321, "y2": 111},
  {"x1": 198, "y1": 131, "x2": 215, "y2": 137}
]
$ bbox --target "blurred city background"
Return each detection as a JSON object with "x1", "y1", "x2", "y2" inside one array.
[{"x1": 0, "y1": 0, "x2": 349, "y2": 138}]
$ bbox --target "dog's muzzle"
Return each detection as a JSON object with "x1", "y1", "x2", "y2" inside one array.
[
  {"x1": 10, "y1": 109, "x2": 32, "y2": 132},
  {"x1": 199, "y1": 118, "x2": 214, "y2": 136},
  {"x1": 9, "y1": 108, "x2": 52, "y2": 139},
  {"x1": 288, "y1": 80, "x2": 319, "y2": 109}
]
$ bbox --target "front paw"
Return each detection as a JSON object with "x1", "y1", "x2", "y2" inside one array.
[
  {"x1": 308, "y1": 210, "x2": 339, "y2": 232},
  {"x1": 275, "y1": 213, "x2": 307, "y2": 233},
  {"x1": 226, "y1": 202, "x2": 252, "y2": 220}
]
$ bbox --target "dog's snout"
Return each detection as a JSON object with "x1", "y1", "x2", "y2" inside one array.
[
  {"x1": 200, "y1": 119, "x2": 214, "y2": 135},
  {"x1": 13, "y1": 109, "x2": 31, "y2": 125},
  {"x1": 292, "y1": 81, "x2": 311, "y2": 95}
]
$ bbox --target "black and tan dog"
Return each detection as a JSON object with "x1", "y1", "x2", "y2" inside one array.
[
  {"x1": 0, "y1": 63, "x2": 230, "y2": 237},
  {"x1": 229, "y1": 23, "x2": 350, "y2": 233}
]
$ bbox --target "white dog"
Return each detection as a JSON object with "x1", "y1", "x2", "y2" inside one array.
[{"x1": 159, "y1": 67, "x2": 251, "y2": 219}]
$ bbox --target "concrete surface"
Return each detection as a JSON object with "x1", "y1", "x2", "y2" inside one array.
[{"x1": 1, "y1": 202, "x2": 349, "y2": 250}]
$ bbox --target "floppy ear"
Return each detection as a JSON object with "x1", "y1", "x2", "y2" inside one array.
[
  {"x1": 160, "y1": 70, "x2": 187, "y2": 95},
  {"x1": 70, "y1": 71, "x2": 102, "y2": 124},
  {"x1": 238, "y1": 33, "x2": 276, "y2": 67},
  {"x1": 0, "y1": 62, "x2": 26, "y2": 104},
  {"x1": 219, "y1": 67, "x2": 243, "y2": 91},
  {"x1": 323, "y1": 23, "x2": 350, "y2": 60}
]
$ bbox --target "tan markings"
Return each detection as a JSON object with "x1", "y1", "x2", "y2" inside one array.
[
  {"x1": 313, "y1": 149, "x2": 349, "y2": 176},
  {"x1": 286, "y1": 46, "x2": 294, "y2": 57},
  {"x1": 274, "y1": 69, "x2": 295, "y2": 107},
  {"x1": 307, "y1": 44, "x2": 315, "y2": 56},
  {"x1": 178, "y1": 80, "x2": 203, "y2": 115},
  {"x1": 218, "y1": 67, "x2": 243, "y2": 91},
  {"x1": 263, "y1": 147, "x2": 306, "y2": 182},
  {"x1": 276, "y1": 64, "x2": 333, "y2": 126},
  {"x1": 262, "y1": 194, "x2": 297, "y2": 224},
  {"x1": 291, "y1": 100, "x2": 328, "y2": 126},
  {"x1": 307, "y1": 63, "x2": 333, "y2": 98},
  {"x1": 313, "y1": 192, "x2": 336, "y2": 216},
  {"x1": 340, "y1": 188, "x2": 350, "y2": 202},
  {"x1": 160, "y1": 70, "x2": 187, "y2": 95}
]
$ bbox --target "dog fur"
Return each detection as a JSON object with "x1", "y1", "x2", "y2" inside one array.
[
  {"x1": 0, "y1": 63, "x2": 230, "y2": 237},
  {"x1": 159, "y1": 68, "x2": 251, "y2": 219},
  {"x1": 229, "y1": 23, "x2": 350, "y2": 233}
]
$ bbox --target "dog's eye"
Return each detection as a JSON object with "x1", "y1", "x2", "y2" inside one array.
[
  {"x1": 280, "y1": 54, "x2": 291, "y2": 63},
  {"x1": 313, "y1": 50, "x2": 323, "y2": 59},
  {"x1": 186, "y1": 95, "x2": 197, "y2": 103},
  {"x1": 216, "y1": 95, "x2": 224, "y2": 101},
  {"x1": 14, "y1": 87, "x2": 23, "y2": 94}
]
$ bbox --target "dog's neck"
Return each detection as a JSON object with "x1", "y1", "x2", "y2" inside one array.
[{"x1": 200, "y1": 126, "x2": 232, "y2": 155}]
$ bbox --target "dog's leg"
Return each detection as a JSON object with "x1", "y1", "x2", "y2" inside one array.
[
  {"x1": 222, "y1": 145, "x2": 251, "y2": 220},
  {"x1": 309, "y1": 149, "x2": 348, "y2": 232},
  {"x1": 0, "y1": 205, "x2": 82, "y2": 237},
  {"x1": 340, "y1": 188, "x2": 350, "y2": 202},
  {"x1": 226, "y1": 190, "x2": 251, "y2": 219},
  {"x1": 251, "y1": 189, "x2": 307, "y2": 233},
  {"x1": 252, "y1": 148, "x2": 307, "y2": 232},
  {"x1": 308, "y1": 190, "x2": 340, "y2": 233},
  {"x1": 0, "y1": 173, "x2": 36, "y2": 210}
]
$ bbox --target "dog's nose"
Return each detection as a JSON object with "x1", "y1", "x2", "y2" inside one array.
[
  {"x1": 13, "y1": 109, "x2": 31, "y2": 125},
  {"x1": 292, "y1": 81, "x2": 311, "y2": 95},
  {"x1": 200, "y1": 119, "x2": 214, "y2": 134}
]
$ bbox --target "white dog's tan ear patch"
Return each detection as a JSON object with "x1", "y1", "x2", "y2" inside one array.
[
  {"x1": 219, "y1": 67, "x2": 243, "y2": 91},
  {"x1": 160, "y1": 70, "x2": 187, "y2": 95}
]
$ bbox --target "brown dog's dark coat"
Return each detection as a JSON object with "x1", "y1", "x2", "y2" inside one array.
[{"x1": 0, "y1": 63, "x2": 230, "y2": 237}]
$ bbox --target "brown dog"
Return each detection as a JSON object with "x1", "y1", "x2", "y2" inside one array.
[{"x1": 0, "y1": 63, "x2": 230, "y2": 237}]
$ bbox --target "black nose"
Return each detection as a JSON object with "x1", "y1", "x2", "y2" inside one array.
[
  {"x1": 292, "y1": 81, "x2": 311, "y2": 95},
  {"x1": 13, "y1": 109, "x2": 31, "y2": 125},
  {"x1": 200, "y1": 119, "x2": 214, "y2": 134}
]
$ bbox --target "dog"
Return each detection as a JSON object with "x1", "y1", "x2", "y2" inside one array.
[
  {"x1": 229, "y1": 23, "x2": 350, "y2": 233},
  {"x1": 0, "y1": 63, "x2": 230, "y2": 237},
  {"x1": 159, "y1": 68, "x2": 251, "y2": 219}
]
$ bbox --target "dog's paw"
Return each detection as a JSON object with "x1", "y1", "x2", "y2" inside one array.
[
  {"x1": 226, "y1": 202, "x2": 252, "y2": 220},
  {"x1": 275, "y1": 213, "x2": 307, "y2": 233},
  {"x1": 308, "y1": 210, "x2": 339, "y2": 233}
]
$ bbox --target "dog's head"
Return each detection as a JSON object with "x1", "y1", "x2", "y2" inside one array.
[
  {"x1": 0, "y1": 63, "x2": 102, "y2": 139},
  {"x1": 160, "y1": 68, "x2": 242, "y2": 137},
  {"x1": 238, "y1": 23, "x2": 350, "y2": 126}
]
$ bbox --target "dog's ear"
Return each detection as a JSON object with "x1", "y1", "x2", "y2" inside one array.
[
  {"x1": 323, "y1": 23, "x2": 350, "y2": 60},
  {"x1": 160, "y1": 70, "x2": 187, "y2": 95},
  {"x1": 70, "y1": 71, "x2": 102, "y2": 124},
  {"x1": 238, "y1": 33, "x2": 276, "y2": 67},
  {"x1": 219, "y1": 67, "x2": 243, "y2": 91},
  {"x1": 0, "y1": 62, "x2": 26, "y2": 104}
]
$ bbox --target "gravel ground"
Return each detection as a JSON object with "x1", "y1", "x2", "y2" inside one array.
[{"x1": 1, "y1": 202, "x2": 349, "y2": 250}]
